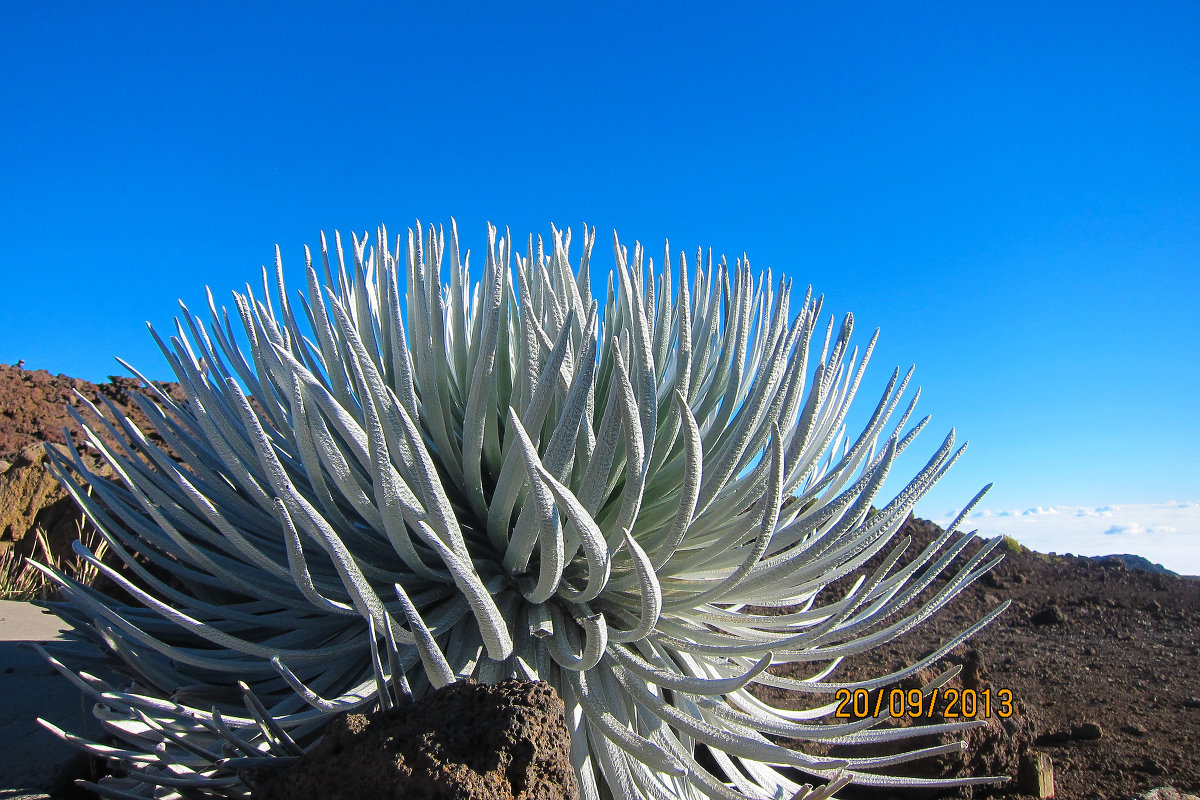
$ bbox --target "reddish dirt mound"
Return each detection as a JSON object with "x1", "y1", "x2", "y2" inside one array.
[
  {"x1": 0, "y1": 362, "x2": 188, "y2": 587},
  {"x1": 0, "y1": 362, "x2": 186, "y2": 458}
]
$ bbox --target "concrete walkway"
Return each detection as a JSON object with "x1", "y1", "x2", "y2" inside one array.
[
  {"x1": 0, "y1": 600, "x2": 98, "y2": 798},
  {"x1": 0, "y1": 600, "x2": 71, "y2": 641}
]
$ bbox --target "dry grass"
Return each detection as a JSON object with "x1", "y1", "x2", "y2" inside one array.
[{"x1": 0, "y1": 518, "x2": 110, "y2": 601}]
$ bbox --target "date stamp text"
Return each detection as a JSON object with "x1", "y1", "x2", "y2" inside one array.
[{"x1": 833, "y1": 687, "x2": 1015, "y2": 719}]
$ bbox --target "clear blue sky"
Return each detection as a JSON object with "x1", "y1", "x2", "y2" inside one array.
[{"x1": 3, "y1": 2, "x2": 1198, "y2": 569}]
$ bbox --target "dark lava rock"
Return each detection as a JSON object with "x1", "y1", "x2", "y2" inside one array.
[
  {"x1": 1030, "y1": 604, "x2": 1068, "y2": 626},
  {"x1": 1137, "y1": 756, "x2": 1168, "y2": 776},
  {"x1": 255, "y1": 679, "x2": 578, "y2": 800},
  {"x1": 1070, "y1": 722, "x2": 1103, "y2": 741},
  {"x1": 1036, "y1": 730, "x2": 1072, "y2": 745}
]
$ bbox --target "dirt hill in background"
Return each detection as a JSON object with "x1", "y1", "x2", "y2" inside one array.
[
  {"x1": 0, "y1": 363, "x2": 188, "y2": 566},
  {"x1": 1, "y1": 362, "x2": 1196, "y2": 799}
]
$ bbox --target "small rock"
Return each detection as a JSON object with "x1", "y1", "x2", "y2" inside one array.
[
  {"x1": 1121, "y1": 723, "x2": 1148, "y2": 737},
  {"x1": 1035, "y1": 730, "x2": 1071, "y2": 745},
  {"x1": 1030, "y1": 604, "x2": 1068, "y2": 626},
  {"x1": 1017, "y1": 751, "x2": 1055, "y2": 799},
  {"x1": 1070, "y1": 721, "x2": 1102, "y2": 740},
  {"x1": 1135, "y1": 788, "x2": 1200, "y2": 800},
  {"x1": 1182, "y1": 696, "x2": 1200, "y2": 709},
  {"x1": 1137, "y1": 756, "x2": 1167, "y2": 776},
  {"x1": 14, "y1": 442, "x2": 48, "y2": 467}
]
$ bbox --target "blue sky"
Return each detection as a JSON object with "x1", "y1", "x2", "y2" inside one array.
[{"x1": 3, "y1": 2, "x2": 1198, "y2": 571}]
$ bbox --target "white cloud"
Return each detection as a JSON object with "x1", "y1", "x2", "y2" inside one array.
[
  {"x1": 1102, "y1": 522, "x2": 1178, "y2": 536},
  {"x1": 937, "y1": 500, "x2": 1200, "y2": 576},
  {"x1": 1022, "y1": 506, "x2": 1059, "y2": 516}
]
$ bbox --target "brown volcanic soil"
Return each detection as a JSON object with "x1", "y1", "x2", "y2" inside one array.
[
  {"x1": 0, "y1": 362, "x2": 187, "y2": 459},
  {"x1": 1, "y1": 362, "x2": 1197, "y2": 799},
  {"x1": 764, "y1": 517, "x2": 1200, "y2": 800},
  {"x1": 0, "y1": 362, "x2": 188, "y2": 591}
]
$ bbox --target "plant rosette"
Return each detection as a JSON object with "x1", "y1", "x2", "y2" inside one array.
[{"x1": 34, "y1": 222, "x2": 1007, "y2": 800}]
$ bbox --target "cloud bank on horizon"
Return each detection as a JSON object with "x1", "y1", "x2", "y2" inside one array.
[{"x1": 936, "y1": 501, "x2": 1200, "y2": 576}]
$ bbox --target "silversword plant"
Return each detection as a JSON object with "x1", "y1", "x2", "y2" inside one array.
[{"x1": 36, "y1": 222, "x2": 1007, "y2": 799}]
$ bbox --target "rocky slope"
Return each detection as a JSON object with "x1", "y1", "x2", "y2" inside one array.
[
  {"x1": 0, "y1": 363, "x2": 188, "y2": 576},
  {"x1": 766, "y1": 518, "x2": 1200, "y2": 799}
]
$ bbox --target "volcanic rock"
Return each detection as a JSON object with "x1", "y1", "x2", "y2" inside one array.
[
  {"x1": 1030, "y1": 603, "x2": 1068, "y2": 626},
  {"x1": 255, "y1": 679, "x2": 578, "y2": 800},
  {"x1": 0, "y1": 444, "x2": 74, "y2": 546}
]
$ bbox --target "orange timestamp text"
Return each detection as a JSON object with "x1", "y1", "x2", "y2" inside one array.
[{"x1": 833, "y1": 687, "x2": 1015, "y2": 720}]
